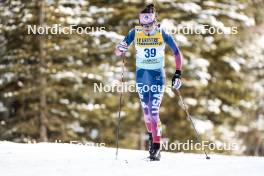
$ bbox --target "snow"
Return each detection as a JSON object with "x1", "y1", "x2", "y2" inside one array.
[
  {"x1": 67, "y1": 121, "x2": 85, "y2": 133},
  {"x1": 175, "y1": 34, "x2": 191, "y2": 46},
  {"x1": 195, "y1": 70, "x2": 211, "y2": 81},
  {"x1": 201, "y1": 99, "x2": 222, "y2": 114},
  {"x1": 53, "y1": 71, "x2": 77, "y2": 80},
  {"x1": 222, "y1": 105, "x2": 242, "y2": 117},
  {"x1": 90, "y1": 31, "x2": 124, "y2": 42},
  {"x1": 172, "y1": 2, "x2": 202, "y2": 14},
  {"x1": 184, "y1": 97, "x2": 198, "y2": 106},
  {"x1": 89, "y1": 129, "x2": 99, "y2": 139},
  {"x1": 52, "y1": 71, "x2": 102, "y2": 82},
  {"x1": 224, "y1": 11, "x2": 255, "y2": 26},
  {"x1": 228, "y1": 60, "x2": 241, "y2": 72},
  {"x1": 198, "y1": 3, "x2": 254, "y2": 27},
  {"x1": 203, "y1": 1, "x2": 245, "y2": 11},
  {"x1": 257, "y1": 115, "x2": 264, "y2": 130},
  {"x1": 187, "y1": 58, "x2": 211, "y2": 86},
  {"x1": 189, "y1": 58, "x2": 210, "y2": 69},
  {"x1": 193, "y1": 118, "x2": 214, "y2": 133},
  {"x1": 88, "y1": 6, "x2": 114, "y2": 15},
  {"x1": 49, "y1": 0, "x2": 87, "y2": 6},
  {"x1": 0, "y1": 141, "x2": 263, "y2": 176},
  {"x1": 65, "y1": 103, "x2": 105, "y2": 112},
  {"x1": 58, "y1": 5, "x2": 76, "y2": 16},
  {"x1": 0, "y1": 102, "x2": 7, "y2": 112}
]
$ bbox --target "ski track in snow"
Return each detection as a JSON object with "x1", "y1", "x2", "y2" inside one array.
[{"x1": 0, "y1": 141, "x2": 263, "y2": 176}]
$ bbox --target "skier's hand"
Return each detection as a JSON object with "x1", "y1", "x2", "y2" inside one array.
[
  {"x1": 115, "y1": 41, "x2": 128, "y2": 57},
  {"x1": 172, "y1": 70, "x2": 182, "y2": 90}
]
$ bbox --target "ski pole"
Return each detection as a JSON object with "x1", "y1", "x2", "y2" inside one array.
[
  {"x1": 115, "y1": 54, "x2": 125, "y2": 160},
  {"x1": 175, "y1": 89, "x2": 211, "y2": 160}
]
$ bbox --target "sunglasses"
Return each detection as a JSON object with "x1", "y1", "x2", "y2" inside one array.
[{"x1": 141, "y1": 22, "x2": 155, "y2": 28}]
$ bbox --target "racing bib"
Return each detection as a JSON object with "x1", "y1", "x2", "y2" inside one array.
[{"x1": 134, "y1": 26, "x2": 165, "y2": 69}]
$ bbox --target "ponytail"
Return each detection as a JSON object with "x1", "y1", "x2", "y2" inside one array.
[{"x1": 140, "y1": 4, "x2": 155, "y2": 14}]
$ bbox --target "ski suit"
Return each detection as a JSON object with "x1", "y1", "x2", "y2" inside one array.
[{"x1": 122, "y1": 26, "x2": 182, "y2": 143}]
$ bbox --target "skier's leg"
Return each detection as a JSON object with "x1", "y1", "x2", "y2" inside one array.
[
  {"x1": 140, "y1": 97, "x2": 152, "y2": 133},
  {"x1": 136, "y1": 68, "x2": 156, "y2": 155},
  {"x1": 149, "y1": 69, "x2": 165, "y2": 144},
  {"x1": 136, "y1": 68, "x2": 152, "y2": 133},
  {"x1": 136, "y1": 68, "x2": 165, "y2": 160},
  {"x1": 149, "y1": 93, "x2": 163, "y2": 143},
  {"x1": 148, "y1": 69, "x2": 165, "y2": 160}
]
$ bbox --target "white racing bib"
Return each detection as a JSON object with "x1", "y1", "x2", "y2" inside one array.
[{"x1": 134, "y1": 26, "x2": 165, "y2": 69}]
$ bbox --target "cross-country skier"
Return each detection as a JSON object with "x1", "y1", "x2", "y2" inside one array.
[{"x1": 115, "y1": 4, "x2": 183, "y2": 161}]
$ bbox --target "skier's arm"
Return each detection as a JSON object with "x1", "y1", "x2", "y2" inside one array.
[
  {"x1": 162, "y1": 30, "x2": 182, "y2": 71},
  {"x1": 123, "y1": 28, "x2": 135, "y2": 46},
  {"x1": 115, "y1": 28, "x2": 135, "y2": 56},
  {"x1": 162, "y1": 30, "x2": 183, "y2": 89}
]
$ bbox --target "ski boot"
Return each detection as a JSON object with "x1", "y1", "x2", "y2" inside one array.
[
  {"x1": 147, "y1": 132, "x2": 153, "y2": 155},
  {"x1": 150, "y1": 143, "x2": 161, "y2": 161}
]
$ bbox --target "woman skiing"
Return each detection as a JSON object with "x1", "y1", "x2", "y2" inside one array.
[{"x1": 115, "y1": 4, "x2": 183, "y2": 161}]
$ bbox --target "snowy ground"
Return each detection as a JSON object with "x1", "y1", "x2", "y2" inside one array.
[{"x1": 0, "y1": 141, "x2": 263, "y2": 176}]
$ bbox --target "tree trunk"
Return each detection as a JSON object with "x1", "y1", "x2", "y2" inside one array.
[{"x1": 38, "y1": 0, "x2": 48, "y2": 142}]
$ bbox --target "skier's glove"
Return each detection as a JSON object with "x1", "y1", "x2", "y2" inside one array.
[
  {"x1": 172, "y1": 70, "x2": 182, "y2": 90},
  {"x1": 115, "y1": 41, "x2": 128, "y2": 56}
]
